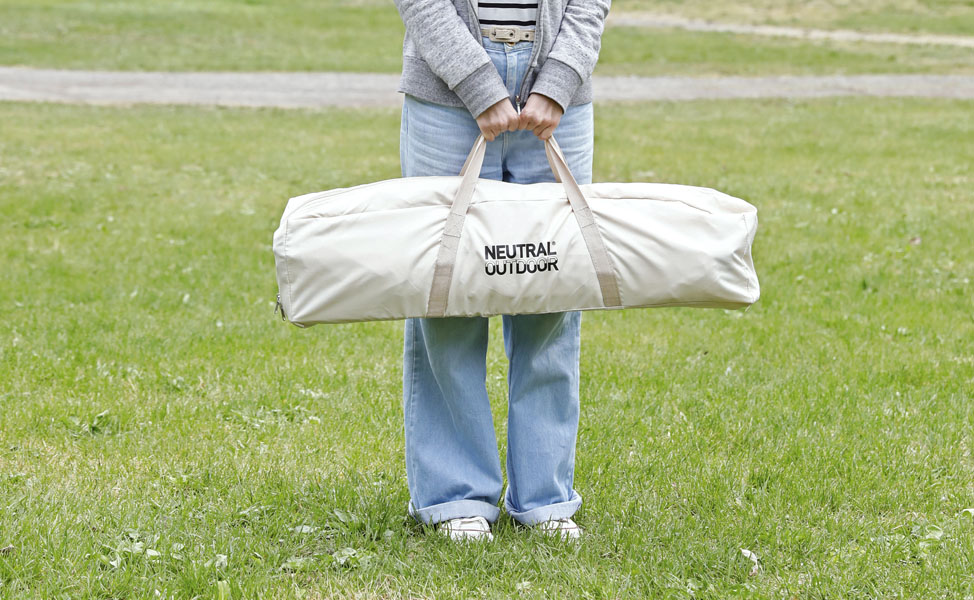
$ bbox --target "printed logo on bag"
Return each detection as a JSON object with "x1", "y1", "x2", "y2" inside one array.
[{"x1": 484, "y1": 242, "x2": 558, "y2": 276}]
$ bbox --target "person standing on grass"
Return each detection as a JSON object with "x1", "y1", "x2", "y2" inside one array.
[{"x1": 394, "y1": 0, "x2": 610, "y2": 541}]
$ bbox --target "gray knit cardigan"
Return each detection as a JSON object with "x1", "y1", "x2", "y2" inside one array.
[{"x1": 394, "y1": 0, "x2": 611, "y2": 117}]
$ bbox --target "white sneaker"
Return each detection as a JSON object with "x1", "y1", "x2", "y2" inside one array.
[
  {"x1": 437, "y1": 516, "x2": 493, "y2": 541},
  {"x1": 536, "y1": 518, "x2": 582, "y2": 540}
]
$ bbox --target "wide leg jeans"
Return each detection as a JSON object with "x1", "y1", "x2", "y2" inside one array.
[{"x1": 399, "y1": 37, "x2": 594, "y2": 526}]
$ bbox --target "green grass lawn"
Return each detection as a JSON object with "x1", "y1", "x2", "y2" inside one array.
[
  {"x1": 598, "y1": 29, "x2": 974, "y2": 77},
  {"x1": 1, "y1": 97, "x2": 972, "y2": 598},
  {"x1": 2, "y1": 0, "x2": 973, "y2": 75},
  {"x1": 612, "y1": 0, "x2": 974, "y2": 36}
]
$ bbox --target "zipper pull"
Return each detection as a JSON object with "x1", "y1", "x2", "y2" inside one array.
[
  {"x1": 274, "y1": 294, "x2": 286, "y2": 321},
  {"x1": 515, "y1": 94, "x2": 522, "y2": 114}
]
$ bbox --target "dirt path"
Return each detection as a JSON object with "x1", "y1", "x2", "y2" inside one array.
[
  {"x1": 1, "y1": 67, "x2": 973, "y2": 108},
  {"x1": 607, "y1": 12, "x2": 974, "y2": 49}
]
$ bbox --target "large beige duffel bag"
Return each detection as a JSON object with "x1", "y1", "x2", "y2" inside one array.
[{"x1": 273, "y1": 136, "x2": 759, "y2": 326}]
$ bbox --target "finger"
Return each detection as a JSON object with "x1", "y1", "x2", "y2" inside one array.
[
  {"x1": 539, "y1": 124, "x2": 557, "y2": 140},
  {"x1": 507, "y1": 117, "x2": 522, "y2": 132},
  {"x1": 532, "y1": 121, "x2": 554, "y2": 140},
  {"x1": 526, "y1": 111, "x2": 544, "y2": 130}
]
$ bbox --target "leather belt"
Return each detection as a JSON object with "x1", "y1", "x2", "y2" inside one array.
[{"x1": 481, "y1": 26, "x2": 535, "y2": 43}]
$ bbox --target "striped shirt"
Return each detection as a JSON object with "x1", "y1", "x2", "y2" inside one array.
[{"x1": 477, "y1": 0, "x2": 538, "y2": 28}]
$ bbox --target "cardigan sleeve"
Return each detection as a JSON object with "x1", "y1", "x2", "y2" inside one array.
[
  {"x1": 530, "y1": 0, "x2": 611, "y2": 111},
  {"x1": 395, "y1": 0, "x2": 510, "y2": 116}
]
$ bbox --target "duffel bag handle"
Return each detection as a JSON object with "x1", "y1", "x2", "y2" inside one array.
[
  {"x1": 426, "y1": 134, "x2": 621, "y2": 317},
  {"x1": 543, "y1": 137, "x2": 622, "y2": 310}
]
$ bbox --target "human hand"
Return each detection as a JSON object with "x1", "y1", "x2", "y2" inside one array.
[
  {"x1": 476, "y1": 99, "x2": 520, "y2": 142},
  {"x1": 518, "y1": 93, "x2": 563, "y2": 140}
]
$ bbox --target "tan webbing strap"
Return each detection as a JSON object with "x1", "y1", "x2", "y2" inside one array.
[
  {"x1": 426, "y1": 135, "x2": 622, "y2": 317},
  {"x1": 544, "y1": 138, "x2": 622, "y2": 308},
  {"x1": 458, "y1": 136, "x2": 483, "y2": 178},
  {"x1": 426, "y1": 136, "x2": 487, "y2": 317}
]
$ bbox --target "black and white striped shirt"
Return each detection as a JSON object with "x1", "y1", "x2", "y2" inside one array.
[{"x1": 477, "y1": 0, "x2": 538, "y2": 28}]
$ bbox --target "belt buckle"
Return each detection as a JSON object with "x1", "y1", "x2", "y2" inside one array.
[{"x1": 491, "y1": 27, "x2": 518, "y2": 42}]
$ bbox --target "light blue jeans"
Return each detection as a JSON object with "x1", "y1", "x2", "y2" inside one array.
[{"x1": 400, "y1": 38, "x2": 594, "y2": 526}]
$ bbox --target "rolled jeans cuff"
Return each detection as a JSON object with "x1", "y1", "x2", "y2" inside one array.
[
  {"x1": 408, "y1": 499, "x2": 501, "y2": 525},
  {"x1": 504, "y1": 490, "x2": 582, "y2": 526}
]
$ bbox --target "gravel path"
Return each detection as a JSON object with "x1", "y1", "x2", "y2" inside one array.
[
  {"x1": 607, "y1": 12, "x2": 974, "y2": 49},
  {"x1": 1, "y1": 67, "x2": 973, "y2": 108}
]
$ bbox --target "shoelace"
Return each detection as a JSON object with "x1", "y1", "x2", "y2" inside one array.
[
  {"x1": 540, "y1": 518, "x2": 580, "y2": 533},
  {"x1": 444, "y1": 517, "x2": 488, "y2": 532}
]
